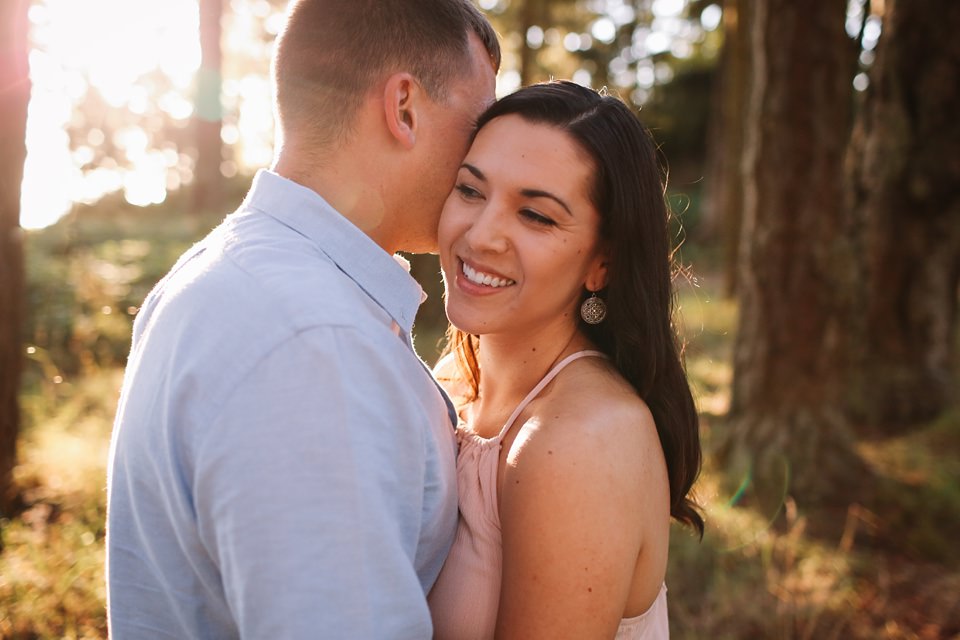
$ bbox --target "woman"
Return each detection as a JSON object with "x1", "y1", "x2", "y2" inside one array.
[{"x1": 427, "y1": 81, "x2": 703, "y2": 639}]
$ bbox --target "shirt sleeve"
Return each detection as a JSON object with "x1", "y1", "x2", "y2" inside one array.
[{"x1": 192, "y1": 325, "x2": 436, "y2": 639}]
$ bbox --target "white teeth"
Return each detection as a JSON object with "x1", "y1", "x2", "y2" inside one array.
[{"x1": 462, "y1": 261, "x2": 515, "y2": 288}]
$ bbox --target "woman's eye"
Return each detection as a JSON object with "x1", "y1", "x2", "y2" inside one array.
[
  {"x1": 455, "y1": 184, "x2": 483, "y2": 200},
  {"x1": 520, "y1": 209, "x2": 556, "y2": 226}
]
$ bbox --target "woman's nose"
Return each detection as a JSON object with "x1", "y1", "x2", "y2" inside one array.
[{"x1": 463, "y1": 204, "x2": 509, "y2": 253}]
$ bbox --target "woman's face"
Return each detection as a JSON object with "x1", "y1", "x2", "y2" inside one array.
[{"x1": 438, "y1": 114, "x2": 608, "y2": 338}]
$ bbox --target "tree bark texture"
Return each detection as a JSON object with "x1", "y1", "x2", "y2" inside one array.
[
  {"x1": 193, "y1": 0, "x2": 225, "y2": 213},
  {"x1": 518, "y1": 0, "x2": 543, "y2": 86},
  {"x1": 700, "y1": 0, "x2": 749, "y2": 297},
  {"x1": 0, "y1": 0, "x2": 30, "y2": 515},
  {"x1": 846, "y1": 0, "x2": 960, "y2": 427},
  {"x1": 728, "y1": 0, "x2": 861, "y2": 501}
]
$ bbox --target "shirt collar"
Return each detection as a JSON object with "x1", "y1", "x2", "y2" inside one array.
[{"x1": 241, "y1": 169, "x2": 425, "y2": 336}]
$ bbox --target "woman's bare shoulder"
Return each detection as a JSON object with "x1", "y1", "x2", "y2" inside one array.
[
  {"x1": 509, "y1": 358, "x2": 664, "y2": 485},
  {"x1": 543, "y1": 358, "x2": 654, "y2": 442}
]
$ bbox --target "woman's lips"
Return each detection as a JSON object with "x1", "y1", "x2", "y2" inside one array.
[{"x1": 457, "y1": 258, "x2": 516, "y2": 293}]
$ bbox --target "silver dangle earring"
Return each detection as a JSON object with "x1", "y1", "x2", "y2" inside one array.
[{"x1": 580, "y1": 291, "x2": 607, "y2": 325}]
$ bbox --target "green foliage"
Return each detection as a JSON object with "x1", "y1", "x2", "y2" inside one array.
[
  {"x1": 858, "y1": 409, "x2": 960, "y2": 566},
  {"x1": 676, "y1": 279, "x2": 736, "y2": 417},
  {"x1": 1, "y1": 369, "x2": 118, "y2": 639},
  {"x1": 22, "y1": 182, "x2": 244, "y2": 396},
  {"x1": 643, "y1": 60, "x2": 715, "y2": 164}
]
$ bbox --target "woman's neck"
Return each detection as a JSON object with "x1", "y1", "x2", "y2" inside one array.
[{"x1": 471, "y1": 319, "x2": 591, "y2": 421}]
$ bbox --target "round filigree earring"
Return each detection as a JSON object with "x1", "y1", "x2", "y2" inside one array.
[{"x1": 580, "y1": 291, "x2": 607, "y2": 324}]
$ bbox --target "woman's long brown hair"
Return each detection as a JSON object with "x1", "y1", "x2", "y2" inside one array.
[{"x1": 441, "y1": 81, "x2": 704, "y2": 536}]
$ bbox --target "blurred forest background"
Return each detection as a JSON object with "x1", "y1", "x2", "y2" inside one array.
[{"x1": 1, "y1": 0, "x2": 959, "y2": 638}]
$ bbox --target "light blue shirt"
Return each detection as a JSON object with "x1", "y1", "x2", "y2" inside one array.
[{"x1": 106, "y1": 170, "x2": 458, "y2": 639}]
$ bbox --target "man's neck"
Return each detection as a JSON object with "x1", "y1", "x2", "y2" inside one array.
[{"x1": 272, "y1": 150, "x2": 398, "y2": 254}]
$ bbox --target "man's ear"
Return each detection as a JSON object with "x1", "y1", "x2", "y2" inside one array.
[{"x1": 383, "y1": 72, "x2": 420, "y2": 150}]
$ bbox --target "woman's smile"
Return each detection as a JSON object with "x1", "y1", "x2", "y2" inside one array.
[{"x1": 459, "y1": 258, "x2": 516, "y2": 291}]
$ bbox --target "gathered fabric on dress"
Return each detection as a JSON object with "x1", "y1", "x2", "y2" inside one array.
[{"x1": 429, "y1": 350, "x2": 669, "y2": 640}]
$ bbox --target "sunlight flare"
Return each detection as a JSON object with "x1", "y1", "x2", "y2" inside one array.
[{"x1": 21, "y1": 0, "x2": 200, "y2": 228}]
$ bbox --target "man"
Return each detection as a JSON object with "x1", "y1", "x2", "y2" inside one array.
[{"x1": 105, "y1": 1, "x2": 499, "y2": 637}]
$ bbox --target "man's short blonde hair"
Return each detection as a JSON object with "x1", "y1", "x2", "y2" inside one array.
[{"x1": 272, "y1": 0, "x2": 501, "y2": 147}]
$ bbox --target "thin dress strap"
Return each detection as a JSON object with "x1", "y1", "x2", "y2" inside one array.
[{"x1": 494, "y1": 350, "x2": 607, "y2": 442}]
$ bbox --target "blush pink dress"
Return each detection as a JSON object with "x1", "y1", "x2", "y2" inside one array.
[{"x1": 429, "y1": 351, "x2": 670, "y2": 639}]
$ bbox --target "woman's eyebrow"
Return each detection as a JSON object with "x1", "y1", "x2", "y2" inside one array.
[
  {"x1": 461, "y1": 162, "x2": 574, "y2": 217},
  {"x1": 461, "y1": 163, "x2": 486, "y2": 181},
  {"x1": 520, "y1": 188, "x2": 573, "y2": 217}
]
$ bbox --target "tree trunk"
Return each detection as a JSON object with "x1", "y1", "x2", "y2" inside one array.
[
  {"x1": 193, "y1": 0, "x2": 224, "y2": 213},
  {"x1": 699, "y1": 0, "x2": 749, "y2": 297},
  {"x1": 725, "y1": 0, "x2": 862, "y2": 503},
  {"x1": 518, "y1": 0, "x2": 543, "y2": 86},
  {"x1": 846, "y1": 0, "x2": 960, "y2": 428},
  {"x1": 0, "y1": 0, "x2": 30, "y2": 516}
]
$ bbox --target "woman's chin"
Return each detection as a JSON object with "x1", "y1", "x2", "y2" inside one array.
[{"x1": 444, "y1": 305, "x2": 486, "y2": 337}]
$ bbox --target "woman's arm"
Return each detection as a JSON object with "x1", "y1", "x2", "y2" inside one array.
[{"x1": 495, "y1": 399, "x2": 668, "y2": 639}]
